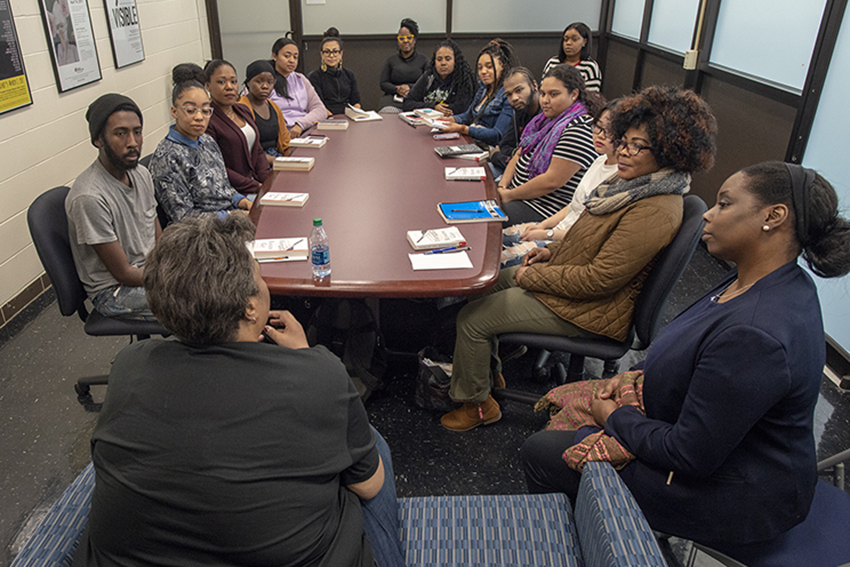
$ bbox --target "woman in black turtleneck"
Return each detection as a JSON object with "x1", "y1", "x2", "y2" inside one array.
[
  {"x1": 378, "y1": 18, "x2": 427, "y2": 110},
  {"x1": 307, "y1": 28, "x2": 360, "y2": 116}
]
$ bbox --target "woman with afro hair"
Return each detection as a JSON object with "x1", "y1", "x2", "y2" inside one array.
[{"x1": 440, "y1": 85, "x2": 717, "y2": 432}]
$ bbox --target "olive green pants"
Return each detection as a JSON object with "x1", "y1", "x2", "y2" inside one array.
[{"x1": 449, "y1": 266, "x2": 593, "y2": 403}]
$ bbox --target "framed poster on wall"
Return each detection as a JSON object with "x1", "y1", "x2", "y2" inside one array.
[
  {"x1": 39, "y1": 0, "x2": 101, "y2": 93},
  {"x1": 0, "y1": 0, "x2": 33, "y2": 114},
  {"x1": 104, "y1": 0, "x2": 145, "y2": 68}
]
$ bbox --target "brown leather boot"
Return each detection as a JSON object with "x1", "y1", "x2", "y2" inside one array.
[
  {"x1": 440, "y1": 395, "x2": 502, "y2": 431},
  {"x1": 493, "y1": 373, "x2": 506, "y2": 389}
]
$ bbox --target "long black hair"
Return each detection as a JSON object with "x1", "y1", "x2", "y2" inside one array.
[
  {"x1": 425, "y1": 40, "x2": 475, "y2": 107},
  {"x1": 558, "y1": 22, "x2": 593, "y2": 63},
  {"x1": 271, "y1": 35, "x2": 297, "y2": 100}
]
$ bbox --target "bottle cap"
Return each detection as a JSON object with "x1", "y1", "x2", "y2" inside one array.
[{"x1": 313, "y1": 218, "x2": 322, "y2": 226}]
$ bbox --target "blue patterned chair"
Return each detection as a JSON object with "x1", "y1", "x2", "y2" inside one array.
[{"x1": 12, "y1": 461, "x2": 664, "y2": 567}]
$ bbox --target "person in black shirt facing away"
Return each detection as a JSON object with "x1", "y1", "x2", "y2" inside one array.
[
  {"x1": 308, "y1": 27, "x2": 361, "y2": 115},
  {"x1": 378, "y1": 18, "x2": 428, "y2": 110},
  {"x1": 403, "y1": 39, "x2": 476, "y2": 117},
  {"x1": 490, "y1": 66, "x2": 542, "y2": 177}
]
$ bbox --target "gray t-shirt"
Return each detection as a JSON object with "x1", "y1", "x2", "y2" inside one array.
[{"x1": 66, "y1": 159, "x2": 157, "y2": 297}]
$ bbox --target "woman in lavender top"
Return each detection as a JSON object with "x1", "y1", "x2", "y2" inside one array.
[{"x1": 269, "y1": 37, "x2": 329, "y2": 138}]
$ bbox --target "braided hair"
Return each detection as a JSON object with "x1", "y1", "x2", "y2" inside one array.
[{"x1": 474, "y1": 38, "x2": 520, "y2": 110}]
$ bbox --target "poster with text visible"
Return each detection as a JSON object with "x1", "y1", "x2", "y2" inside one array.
[
  {"x1": 0, "y1": 0, "x2": 33, "y2": 114},
  {"x1": 40, "y1": 0, "x2": 101, "y2": 92},
  {"x1": 104, "y1": 0, "x2": 144, "y2": 68}
]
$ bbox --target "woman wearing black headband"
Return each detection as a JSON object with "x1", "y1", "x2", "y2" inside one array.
[
  {"x1": 523, "y1": 161, "x2": 850, "y2": 562},
  {"x1": 238, "y1": 59, "x2": 291, "y2": 165}
]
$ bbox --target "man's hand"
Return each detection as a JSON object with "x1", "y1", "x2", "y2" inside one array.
[
  {"x1": 522, "y1": 246, "x2": 551, "y2": 266},
  {"x1": 263, "y1": 310, "x2": 309, "y2": 349}
]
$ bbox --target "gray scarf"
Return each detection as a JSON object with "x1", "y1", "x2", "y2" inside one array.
[{"x1": 584, "y1": 168, "x2": 690, "y2": 216}]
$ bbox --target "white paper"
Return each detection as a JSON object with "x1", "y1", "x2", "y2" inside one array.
[{"x1": 408, "y1": 251, "x2": 473, "y2": 270}]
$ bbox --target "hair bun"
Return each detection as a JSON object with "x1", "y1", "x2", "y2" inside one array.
[
  {"x1": 172, "y1": 63, "x2": 204, "y2": 86},
  {"x1": 323, "y1": 27, "x2": 340, "y2": 39}
]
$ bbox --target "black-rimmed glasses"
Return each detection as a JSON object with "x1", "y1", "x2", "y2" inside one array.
[
  {"x1": 592, "y1": 124, "x2": 612, "y2": 139},
  {"x1": 613, "y1": 138, "x2": 653, "y2": 156},
  {"x1": 321, "y1": 49, "x2": 341, "y2": 56}
]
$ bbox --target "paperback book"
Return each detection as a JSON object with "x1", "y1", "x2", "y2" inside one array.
[
  {"x1": 289, "y1": 136, "x2": 328, "y2": 148},
  {"x1": 258, "y1": 192, "x2": 309, "y2": 207},
  {"x1": 406, "y1": 226, "x2": 466, "y2": 250},
  {"x1": 248, "y1": 237, "x2": 309, "y2": 261},
  {"x1": 345, "y1": 105, "x2": 382, "y2": 122},
  {"x1": 445, "y1": 166, "x2": 487, "y2": 181},
  {"x1": 437, "y1": 199, "x2": 507, "y2": 224},
  {"x1": 317, "y1": 119, "x2": 349, "y2": 130},
  {"x1": 273, "y1": 157, "x2": 315, "y2": 171},
  {"x1": 434, "y1": 144, "x2": 484, "y2": 158}
]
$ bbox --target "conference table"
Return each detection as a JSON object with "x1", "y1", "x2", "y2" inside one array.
[{"x1": 251, "y1": 115, "x2": 502, "y2": 298}]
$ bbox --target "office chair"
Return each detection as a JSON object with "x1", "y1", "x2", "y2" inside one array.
[
  {"x1": 27, "y1": 186, "x2": 168, "y2": 411},
  {"x1": 494, "y1": 194, "x2": 708, "y2": 405},
  {"x1": 681, "y1": 449, "x2": 850, "y2": 566},
  {"x1": 138, "y1": 154, "x2": 170, "y2": 229}
]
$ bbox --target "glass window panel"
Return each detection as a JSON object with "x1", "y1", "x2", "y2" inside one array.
[
  {"x1": 647, "y1": 0, "x2": 700, "y2": 54},
  {"x1": 453, "y1": 0, "x2": 600, "y2": 33},
  {"x1": 711, "y1": 0, "x2": 826, "y2": 90},
  {"x1": 802, "y1": 5, "x2": 850, "y2": 354},
  {"x1": 611, "y1": 0, "x2": 645, "y2": 40},
  {"x1": 302, "y1": 1, "x2": 444, "y2": 35}
]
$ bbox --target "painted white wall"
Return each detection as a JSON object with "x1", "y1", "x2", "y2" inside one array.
[
  {"x1": 302, "y1": 0, "x2": 445, "y2": 36},
  {"x1": 220, "y1": 0, "x2": 290, "y2": 82},
  {"x1": 452, "y1": 0, "x2": 601, "y2": 34},
  {"x1": 0, "y1": 0, "x2": 212, "y2": 310}
]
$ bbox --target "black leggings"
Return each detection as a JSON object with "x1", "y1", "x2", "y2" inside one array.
[
  {"x1": 501, "y1": 199, "x2": 545, "y2": 227},
  {"x1": 521, "y1": 429, "x2": 583, "y2": 504}
]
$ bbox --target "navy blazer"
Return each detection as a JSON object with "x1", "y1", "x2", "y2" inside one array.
[
  {"x1": 607, "y1": 261, "x2": 823, "y2": 544},
  {"x1": 206, "y1": 102, "x2": 269, "y2": 194}
]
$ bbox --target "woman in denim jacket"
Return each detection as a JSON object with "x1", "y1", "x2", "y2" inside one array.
[{"x1": 440, "y1": 39, "x2": 519, "y2": 147}]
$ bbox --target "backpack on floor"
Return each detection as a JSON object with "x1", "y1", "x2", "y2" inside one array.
[
  {"x1": 414, "y1": 346, "x2": 458, "y2": 412},
  {"x1": 307, "y1": 298, "x2": 387, "y2": 401}
]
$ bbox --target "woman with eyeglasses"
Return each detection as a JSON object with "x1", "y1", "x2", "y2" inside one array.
[
  {"x1": 440, "y1": 86, "x2": 717, "y2": 432},
  {"x1": 500, "y1": 99, "x2": 619, "y2": 267},
  {"x1": 149, "y1": 65, "x2": 251, "y2": 224},
  {"x1": 269, "y1": 37, "x2": 328, "y2": 138},
  {"x1": 522, "y1": 160, "x2": 850, "y2": 563},
  {"x1": 308, "y1": 27, "x2": 361, "y2": 115},
  {"x1": 495, "y1": 64, "x2": 599, "y2": 226},
  {"x1": 204, "y1": 59, "x2": 270, "y2": 195},
  {"x1": 237, "y1": 60, "x2": 291, "y2": 166},
  {"x1": 543, "y1": 22, "x2": 602, "y2": 92},
  {"x1": 378, "y1": 18, "x2": 428, "y2": 111}
]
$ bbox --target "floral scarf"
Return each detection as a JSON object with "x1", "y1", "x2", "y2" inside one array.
[{"x1": 519, "y1": 101, "x2": 587, "y2": 180}]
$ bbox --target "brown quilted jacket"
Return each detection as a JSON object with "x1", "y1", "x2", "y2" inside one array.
[{"x1": 519, "y1": 193, "x2": 683, "y2": 341}]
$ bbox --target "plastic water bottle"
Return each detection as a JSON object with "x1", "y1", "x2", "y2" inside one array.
[{"x1": 310, "y1": 218, "x2": 331, "y2": 279}]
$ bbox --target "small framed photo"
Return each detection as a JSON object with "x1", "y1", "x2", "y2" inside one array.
[
  {"x1": 39, "y1": 0, "x2": 101, "y2": 93},
  {"x1": 103, "y1": 0, "x2": 145, "y2": 68}
]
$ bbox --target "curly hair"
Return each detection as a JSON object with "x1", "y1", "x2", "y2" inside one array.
[
  {"x1": 610, "y1": 85, "x2": 717, "y2": 173},
  {"x1": 425, "y1": 40, "x2": 475, "y2": 108},
  {"x1": 144, "y1": 214, "x2": 259, "y2": 345},
  {"x1": 543, "y1": 64, "x2": 604, "y2": 116}
]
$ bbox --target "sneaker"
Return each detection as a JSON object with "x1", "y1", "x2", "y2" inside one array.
[{"x1": 440, "y1": 395, "x2": 502, "y2": 431}]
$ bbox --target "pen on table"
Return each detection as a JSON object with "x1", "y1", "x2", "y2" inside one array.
[
  {"x1": 284, "y1": 238, "x2": 303, "y2": 251},
  {"x1": 424, "y1": 246, "x2": 471, "y2": 255},
  {"x1": 450, "y1": 208, "x2": 481, "y2": 212},
  {"x1": 415, "y1": 230, "x2": 428, "y2": 243}
]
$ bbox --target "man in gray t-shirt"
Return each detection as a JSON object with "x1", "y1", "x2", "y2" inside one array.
[{"x1": 66, "y1": 93, "x2": 160, "y2": 319}]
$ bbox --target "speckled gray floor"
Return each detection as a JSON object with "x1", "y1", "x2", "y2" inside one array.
[{"x1": 2, "y1": 244, "x2": 849, "y2": 566}]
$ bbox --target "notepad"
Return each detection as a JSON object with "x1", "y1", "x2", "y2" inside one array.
[
  {"x1": 409, "y1": 251, "x2": 473, "y2": 270},
  {"x1": 437, "y1": 200, "x2": 507, "y2": 223},
  {"x1": 258, "y1": 192, "x2": 309, "y2": 207}
]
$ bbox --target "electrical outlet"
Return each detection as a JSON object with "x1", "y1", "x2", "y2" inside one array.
[{"x1": 684, "y1": 49, "x2": 699, "y2": 71}]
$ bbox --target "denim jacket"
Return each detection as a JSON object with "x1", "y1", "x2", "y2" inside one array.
[{"x1": 453, "y1": 85, "x2": 514, "y2": 147}]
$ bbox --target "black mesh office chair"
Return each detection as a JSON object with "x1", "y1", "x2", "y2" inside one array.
[
  {"x1": 27, "y1": 186, "x2": 168, "y2": 411},
  {"x1": 495, "y1": 194, "x2": 708, "y2": 405}
]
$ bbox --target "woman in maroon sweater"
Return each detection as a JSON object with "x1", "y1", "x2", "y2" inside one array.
[{"x1": 204, "y1": 59, "x2": 269, "y2": 194}]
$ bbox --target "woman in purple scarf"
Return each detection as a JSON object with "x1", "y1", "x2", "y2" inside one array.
[{"x1": 498, "y1": 65, "x2": 600, "y2": 226}]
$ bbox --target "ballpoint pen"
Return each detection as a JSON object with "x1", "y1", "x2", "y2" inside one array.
[{"x1": 424, "y1": 246, "x2": 471, "y2": 255}]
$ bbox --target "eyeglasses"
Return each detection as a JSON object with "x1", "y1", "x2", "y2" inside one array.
[
  {"x1": 181, "y1": 105, "x2": 213, "y2": 117},
  {"x1": 613, "y1": 138, "x2": 653, "y2": 156},
  {"x1": 397, "y1": 34, "x2": 415, "y2": 42},
  {"x1": 592, "y1": 124, "x2": 612, "y2": 139},
  {"x1": 321, "y1": 49, "x2": 341, "y2": 55}
]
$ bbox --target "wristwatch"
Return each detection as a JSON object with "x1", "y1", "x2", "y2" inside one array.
[{"x1": 546, "y1": 229, "x2": 554, "y2": 239}]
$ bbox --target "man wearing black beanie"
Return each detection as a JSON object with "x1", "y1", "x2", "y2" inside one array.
[{"x1": 65, "y1": 93, "x2": 161, "y2": 320}]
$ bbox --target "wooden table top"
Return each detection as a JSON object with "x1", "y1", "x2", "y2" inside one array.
[{"x1": 251, "y1": 115, "x2": 502, "y2": 298}]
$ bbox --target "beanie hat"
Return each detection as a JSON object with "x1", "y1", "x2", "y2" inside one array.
[{"x1": 86, "y1": 93, "x2": 143, "y2": 146}]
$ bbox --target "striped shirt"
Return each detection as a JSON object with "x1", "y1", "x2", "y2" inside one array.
[
  {"x1": 509, "y1": 114, "x2": 597, "y2": 218},
  {"x1": 543, "y1": 58, "x2": 602, "y2": 92}
]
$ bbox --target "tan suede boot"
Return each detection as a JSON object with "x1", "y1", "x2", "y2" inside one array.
[{"x1": 440, "y1": 395, "x2": 502, "y2": 431}]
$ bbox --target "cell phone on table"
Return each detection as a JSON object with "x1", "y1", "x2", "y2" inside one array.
[{"x1": 434, "y1": 132, "x2": 460, "y2": 140}]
